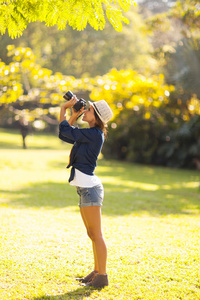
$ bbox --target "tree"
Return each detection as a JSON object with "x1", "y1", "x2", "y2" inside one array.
[
  {"x1": 145, "y1": 0, "x2": 200, "y2": 98},
  {"x1": 0, "y1": 7, "x2": 155, "y2": 78},
  {"x1": 89, "y1": 68, "x2": 200, "y2": 168},
  {"x1": 0, "y1": 45, "x2": 88, "y2": 130},
  {"x1": 0, "y1": 0, "x2": 137, "y2": 38},
  {"x1": 89, "y1": 69, "x2": 175, "y2": 160}
]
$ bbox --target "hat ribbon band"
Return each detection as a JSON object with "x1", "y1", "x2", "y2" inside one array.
[{"x1": 93, "y1": 103, "x2": 102, "y2": 117}]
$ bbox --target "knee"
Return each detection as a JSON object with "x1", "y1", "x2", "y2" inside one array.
[{"x1": 87, "y1": 228, "x2": 102, "y2": 242}]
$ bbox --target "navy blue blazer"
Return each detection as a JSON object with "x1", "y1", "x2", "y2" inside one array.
[{"x1": 59, "y1": 120, "x2": 104, "y2": 182}]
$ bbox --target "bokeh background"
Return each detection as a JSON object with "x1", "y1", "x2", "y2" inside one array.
[{"x1": 1, "y1": 0, "x2": 200, "y2": 169}]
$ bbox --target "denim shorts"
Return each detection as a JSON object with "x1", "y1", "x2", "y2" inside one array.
[{"x1": 76, "y1": 184, "x2": 104, "y2": 207}]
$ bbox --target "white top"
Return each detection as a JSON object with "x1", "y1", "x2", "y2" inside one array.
[{"x1": 69, "y1": 168, "x2": 101, "y2": 187}]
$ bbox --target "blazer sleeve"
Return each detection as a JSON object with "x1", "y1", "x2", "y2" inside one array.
[
  {"x1": 59, "y1": 132, "x2": 75, "y2": 144},
  {"x1": 59, "y1": 120, "x2": 100, "y2": 143}
]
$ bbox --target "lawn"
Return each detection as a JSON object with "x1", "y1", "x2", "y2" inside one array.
[{"x1": 0, "y1": 129, "x2": 200, "y2": 300}]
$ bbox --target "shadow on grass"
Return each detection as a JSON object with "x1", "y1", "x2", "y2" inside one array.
[
  {"x1": 1, "y1": 161, "x2": 200, "y2": 216},
  {"x1": 32, "y1": 286, "x2": 95, "y2": 300},
  {"x1": 0, "y1": 182, "x2": 78, "y2": 209}
]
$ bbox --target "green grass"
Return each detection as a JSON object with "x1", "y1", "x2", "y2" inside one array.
[{"x1": 0, "y1": 129, "x2": 200, "y2": 300}]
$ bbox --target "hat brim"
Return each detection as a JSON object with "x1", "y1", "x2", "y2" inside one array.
[{"x1": 88, "y1": 101, "x2": 105, "y2": 123}]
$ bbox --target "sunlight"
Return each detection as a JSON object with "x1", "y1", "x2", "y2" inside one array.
[{"x1": 101, "y1": 177, "x2": 159, "y2": 190}]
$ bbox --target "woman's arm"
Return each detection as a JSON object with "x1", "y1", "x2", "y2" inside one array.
[
  {"x1": 59, "y1": 96, "x2": 79, "y2": 124},
  {"x1": 68, "y1": 109, "x2": 83, "y2": 126},
  {"x1": 59, "y1": 96, "x2": 97, "y2": 143}
]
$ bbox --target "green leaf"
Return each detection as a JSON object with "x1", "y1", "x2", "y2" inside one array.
[{"x1": 0, "y1": 0, "x2": 137, "y2": 37}]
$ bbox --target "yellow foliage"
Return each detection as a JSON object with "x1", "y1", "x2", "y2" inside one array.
[
  {"x1": 90, "y1": 69, "x2": 174, "y2": 119},
  {"x1": 145, "y1": 112, "x2": 151, "y2": 119},
  {"x1": 187, "y1": 94, "x2": 200, "y2": 115},
  {"x1": 40, "y1": 98, "x2": 48, "y2": 104}
]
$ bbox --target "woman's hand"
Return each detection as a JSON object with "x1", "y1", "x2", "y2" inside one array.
[
  {"x1": 68, "y1": 106, "x2": 84, "y2": 125},
  {"x1": 60, "y1": 96, "x2": 77, "y2": 123},
  {"x1": 71, "y1": 106, "x2": 84, "y2": 116},
  {"x1": 62, "y1": 95, "x2": 78, "y2": 110},
  {"x1": 59, "y1": 95, "x2": 84, "y2": 124}
]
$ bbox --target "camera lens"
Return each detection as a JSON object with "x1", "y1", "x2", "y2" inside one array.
[{"x1": 63, "y1": 90, "x2": 73, "y2": 100}]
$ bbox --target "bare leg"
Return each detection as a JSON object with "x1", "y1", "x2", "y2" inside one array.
[
  {"x1": 80, "y1": 206, "x2": 107, "y2": 275},
  {"x1": 92, "y1": 241, "x2": 99, "y2": 271},
  {"x1": 80, "y1": 209, "x2": 99, "y2": 271}
]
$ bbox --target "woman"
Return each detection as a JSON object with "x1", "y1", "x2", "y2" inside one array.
[{"x1": 59, "y1": 95, "x2": 113, "y2": 288}]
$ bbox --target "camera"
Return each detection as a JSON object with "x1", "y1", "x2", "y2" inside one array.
[{"x1": 63, "y1": 91, "x2": 87, "y2": 112}]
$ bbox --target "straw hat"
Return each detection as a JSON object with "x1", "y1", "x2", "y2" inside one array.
[{"x1": 88, "y1": 100, "x2": 113, "y2": 124}]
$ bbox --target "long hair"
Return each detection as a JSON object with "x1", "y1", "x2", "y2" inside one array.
[{"x1": 94, "y1": 109, "x2": 108, "y2": 139}]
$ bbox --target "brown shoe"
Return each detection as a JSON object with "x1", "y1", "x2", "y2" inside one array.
[
  {"x1": 85, "y1": 274, "x2": 109, "y2": 288},
  {"x1": 76, "y1": 270, "x2": 98, "y2": 283}
]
